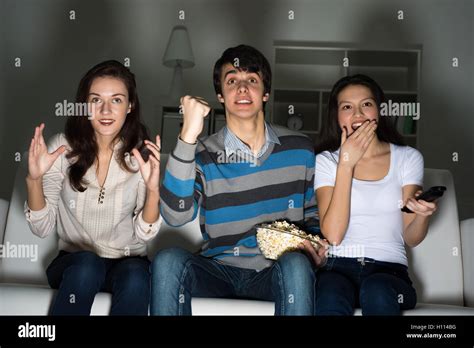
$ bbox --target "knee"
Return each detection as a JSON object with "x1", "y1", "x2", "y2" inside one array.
[
  {"x1": 277, "y1": 252, "x2": 313, "y2": 273},
  {"x1": 277, "y1": 252, "x2": 313, "y2": 278},
  {"x1": 64, "y1": 251, "x2": 105, "y2": 287},
  {"x1": 151, "y1": 247, "x2": 191, "y2": 278},
  {"x1": 360, "y1": 275, "x2": 398, "y2": 312},
  {"x1": 117, "y1": 262, "x2": 150, "y2": 294}
]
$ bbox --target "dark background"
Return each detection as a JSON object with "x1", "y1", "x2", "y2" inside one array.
[{"x1": 0, "y1": 0, "x2": 472, "y2": 219}]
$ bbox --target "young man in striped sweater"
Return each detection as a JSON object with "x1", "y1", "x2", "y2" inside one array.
[{"x1": 151, "y1": 45, "x2": 326, "y2": 315}]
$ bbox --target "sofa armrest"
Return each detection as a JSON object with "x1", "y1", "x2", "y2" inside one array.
[
  {"x1": 0, "y1": 198, "x2": 9, "y2": 243},
  {"x1": 461, "y1": 218, "x2": 474, "y2": 307}
]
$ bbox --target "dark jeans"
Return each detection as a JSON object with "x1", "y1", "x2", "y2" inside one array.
[
  {"x1": 46, "y1": 250, "x2": 150, "y2": 315},
  {"x1": 150, "y1": 247, "x2": 316, "y2": 315},
  {"x1": 315, "y1": 256, "x2": 417, "y2": 316}
]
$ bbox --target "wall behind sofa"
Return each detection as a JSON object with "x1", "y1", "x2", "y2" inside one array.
[{"x1": 1, "y1": 0, "x2": 472, "y2": 219}]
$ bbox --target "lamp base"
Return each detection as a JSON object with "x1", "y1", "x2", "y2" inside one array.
[{"x1": 168, "y1": 65, "x2": 184, "y2": 105}]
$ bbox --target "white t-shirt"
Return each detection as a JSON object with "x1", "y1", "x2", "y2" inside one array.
[{"x1": 314, "y1": 143, "x2": 424, "y2": 266}]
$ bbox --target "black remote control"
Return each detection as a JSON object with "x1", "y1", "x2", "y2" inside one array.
[{"x1": 401, "y1": 186, "x2": 446, "y2": 213}]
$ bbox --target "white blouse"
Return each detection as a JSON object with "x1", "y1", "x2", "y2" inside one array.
[{"x1": 24, "y1": 133, "x2": 162, "y2": 258}]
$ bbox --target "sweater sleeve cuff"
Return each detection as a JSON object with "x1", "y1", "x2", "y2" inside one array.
[
  {"x1": 134, "y1": 211, "x2": 162, "y2": 242},
  {"x1": 172, "y1": 137, "x2": 198, "y2": 163},
  {"x1": 24, "y1": 200, "x2": 50, "y2": 222}
]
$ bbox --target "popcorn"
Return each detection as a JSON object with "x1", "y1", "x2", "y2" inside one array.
[{"x1": 256, "y1": 221, "x2": 323, "y2": 260}]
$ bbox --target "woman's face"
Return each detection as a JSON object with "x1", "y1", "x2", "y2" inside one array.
[
  {"x1": 337, "y1": 84, "x2": 378, "y2": 136},
  {"x1": 88, "y1": 76, "x2": 131, "y2": 140}
]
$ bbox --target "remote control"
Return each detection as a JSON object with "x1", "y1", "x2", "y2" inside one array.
[{"x1": 401, "y1": 186, "x2": 446, "y2": 213}]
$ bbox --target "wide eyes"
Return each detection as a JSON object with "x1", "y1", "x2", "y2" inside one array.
[{"x1": 226, "y1": 77, "x2": 259, "y2": 85}]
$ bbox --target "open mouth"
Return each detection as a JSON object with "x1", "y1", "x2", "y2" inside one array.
[
  {"x1": 98, "y1": 119, "x2": 115, "y2": 126},
  {"x1": 351, "y1": 122, "x2": 364, "y2": 130},
  {"x1": 351, "y1": 119, "x2": 374, "y2": 130},
  {"x1": 235, "y1": 99, "x2": 252, "y2": 105}
]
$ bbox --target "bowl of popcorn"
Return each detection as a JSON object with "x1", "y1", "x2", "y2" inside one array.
[{"x1": 256, "y1": 220, "x2": 323, "y2": 260}]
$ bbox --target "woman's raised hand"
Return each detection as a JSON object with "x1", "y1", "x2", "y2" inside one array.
[
  {"x1": 27, "y1": 123, "x2": 66, "y2": 181},
  {"x1": 339, "y1": 119, "x2": 377, "y2": 169},
  {"x1": 132, "y1": 135, "x2": 161, "y2": 193}
]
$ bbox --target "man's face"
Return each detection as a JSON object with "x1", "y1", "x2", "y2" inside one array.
[{"x1": 217, "y1": 63, "x2": 269, "y2": 119}]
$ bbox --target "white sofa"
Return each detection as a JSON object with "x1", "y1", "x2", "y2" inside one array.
[{"x1": 0, "y1": 154, "x2": 473, "y2": 315}]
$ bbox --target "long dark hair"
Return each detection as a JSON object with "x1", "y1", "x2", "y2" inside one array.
[
  {"x1": 65, "y1": 60, "x2": 150, "y2": 191},
  {"x1": 315, "y1": 74, "x2": 404, "y2": 154}
]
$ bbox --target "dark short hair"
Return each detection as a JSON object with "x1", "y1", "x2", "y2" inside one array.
[
  {"x1": 213, "y1": 45, "x2": 272, "y2": 108},
  {"x1": 315, "y1": 74, "x2": 405, "y2": 154}
]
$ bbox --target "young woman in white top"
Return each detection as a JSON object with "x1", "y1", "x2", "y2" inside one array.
[
  {"x1": 310, "y1": 74, "x2": 437, "y2": 315},
  {"x1": 25, "y1": 60, "x2": 162, "y2": 315}
]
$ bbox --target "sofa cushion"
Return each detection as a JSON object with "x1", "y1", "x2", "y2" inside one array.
[
  {"x1": 461, "y1": 218, "x2": 474, "y2": 307},
  {"x1": 0, "y1": 158, "x2": 59, "y2": 285},
  {"x1": 0, "y1": 198, "x2": 9, "y2": 243},
  {"x1": 0, "y1": 154, "x2": 203, "y2": 285},
  {"x1": 2, "y1": 283, "x2": 474, "y2": 316},
  {"x1": 0, "y1": 152, "x2": 467, "y2": 307},
  {"x1": 406, "y1": 169, "x2": 464, "y2": 306}
]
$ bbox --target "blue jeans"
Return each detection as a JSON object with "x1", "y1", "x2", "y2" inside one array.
[
  {"x1": 315, "y1": 256, "x2": 417, "y2": 316},
  {"x1": 150, "y1": 247, "x2": 315, "y2": 315},
  {"x1": 46, "y1": 250, "x2": 150, "y2": 315}
]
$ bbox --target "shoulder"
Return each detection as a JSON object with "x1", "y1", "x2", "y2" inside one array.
[
  {"x1": 46, "y1": 133, "x2": 70, "y2": 152},
  {"x1": 195, "y1": 130, "x2": 224, "y2": 166},
  {"x1": 392, "y1": 144, "x2": 423, "y2": 163},
  {"x1": 197, "y1": 132, "x2": 220, "y2": 152},
  {"x1": 316, "y1": 150, "x2": 339, "y2": 169},
  {"x1": 270, "y1": 124, "x2": 314, "y2": 153},
  {"x1": 271, "y1": 123, "x2": 311, "y2": 141},
  {"x1": 404, "y1": 145, "x2": 423, "y2": 158},
  {"x1": 392, "y1": 144, "x2": 424, "y2": 184},
  {"x1": 43, "y1": 133, "x2": 69, "y2": 171}
]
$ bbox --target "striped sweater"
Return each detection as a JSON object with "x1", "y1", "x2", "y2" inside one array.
[{"x1": 160, "y1": 124, "x2": 319, "y2": 270}]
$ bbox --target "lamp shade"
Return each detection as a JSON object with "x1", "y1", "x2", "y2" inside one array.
[{"x1": 162, "y1": 25, "x2": 195, "y2": 68}]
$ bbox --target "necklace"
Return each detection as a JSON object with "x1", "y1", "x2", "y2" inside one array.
[{"x1": 97, "y1": 149, "x2": 114, "y2": 204}]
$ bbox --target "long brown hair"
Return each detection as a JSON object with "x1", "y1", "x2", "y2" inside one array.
[{"x1": 65, "y1": 60, "x2": 150, "y2": 191}]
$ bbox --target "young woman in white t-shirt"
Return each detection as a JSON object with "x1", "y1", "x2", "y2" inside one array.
[
  {"x1": 308, "y1": 74, "x2": 437, "y2": 315},
  {"x1": 25, "y1": 60, "x2": 162, "y2": 315}
]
